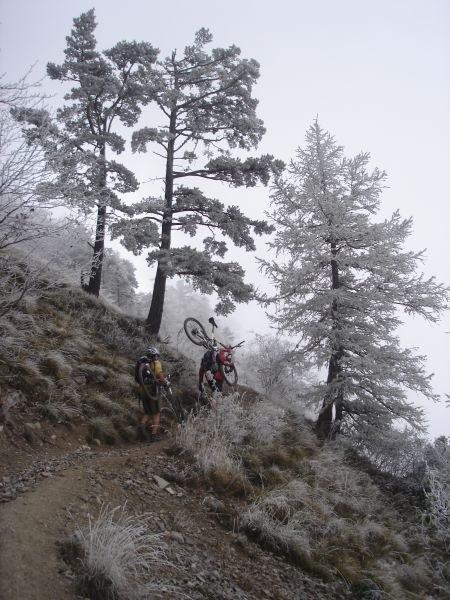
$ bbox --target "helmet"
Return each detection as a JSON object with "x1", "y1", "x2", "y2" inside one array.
[{"x1": 146, "y1": 346, "x2": 160, "y2": 358}]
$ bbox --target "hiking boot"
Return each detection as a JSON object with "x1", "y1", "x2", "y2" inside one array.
[{"x1": 150, "y1": 432, "x2": 163, "y2": 442}]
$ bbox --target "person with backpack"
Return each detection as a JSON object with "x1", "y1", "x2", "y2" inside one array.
[
  {"x1": 198, "y1": 345, "x2": 231, "y2": 393},
  {"x1": 135, "y1": 346, "x2": 168, "y2": 441}
]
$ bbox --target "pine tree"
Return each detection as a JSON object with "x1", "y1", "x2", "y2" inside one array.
[
  {"x1": 260, "y1": 122, "x2": 449, "y2": 439},
  {"x1": 113, "y1": 29, "x2": 283, "y2": 334},
  {"x1": 14, "y1": 10, "x2": 158, "y2": 295}
]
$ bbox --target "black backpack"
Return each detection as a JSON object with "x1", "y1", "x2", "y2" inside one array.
[{"x1": 134, "y1": 355, "x2": 151, "y2": 383}]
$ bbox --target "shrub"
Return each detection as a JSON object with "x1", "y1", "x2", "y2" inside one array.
[
  {"x1": 423, "y1": 466, "x2": 450, "y2": 551},
  {"x1": 177, "y1": 406, "x2": 242, "y2": 478}
]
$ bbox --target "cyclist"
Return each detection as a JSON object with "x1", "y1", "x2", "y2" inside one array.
[
  {"x1": 135, "y1": 346, "x2": 168, "y2": 441},
  {"x1": 198, "y1": 345, "x2": 231, "y2": 393}
]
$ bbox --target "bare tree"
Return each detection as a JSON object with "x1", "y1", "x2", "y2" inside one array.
[{"x1": 0, "y1": 71, "x2": 64, "y2": 251}]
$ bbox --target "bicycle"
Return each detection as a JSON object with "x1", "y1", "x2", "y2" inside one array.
[
  {"x1": 137, "y1": 366, "x2": 186, "y2": 424},
  {"x1": 183, "y1": 316, "x2": 244, "y2": 386}
]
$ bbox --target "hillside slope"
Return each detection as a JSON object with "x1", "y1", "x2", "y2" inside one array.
[{"x1": 0, "y1": 277, "x2": 448, "y2": 599}]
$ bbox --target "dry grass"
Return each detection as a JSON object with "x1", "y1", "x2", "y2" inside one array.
[
  {"x1": 177, "y1": 407, "x2": 243, "y2": 476},
  {"x1": 91, "y1": 393, "x2": 126, "y2": 417},
  {"x1": 238, "y1": 441, "x2": 450, "y2": 597},
  {"x1": 0, "y1": 274, "x2": 195, "y2": 452},
  {"x1": 0, "y1": 279, "x2": 167, "y2": 444},
  {"x1": 40, "y1": 350, "x2": 73, "y2": 379},
  {"x1": 176, "y1": 391, "x2": 322, "y2": 498},
  {"x1": 38, "y1": 400, "x2": 81, "y2": 424},
  {"x1": 66, "y1": 504, "x2": 170, "y2": 600}
]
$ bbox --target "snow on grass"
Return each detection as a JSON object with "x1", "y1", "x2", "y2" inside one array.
[{"x1": 75, "y1": 504, "x2": 170, "y2": 600}]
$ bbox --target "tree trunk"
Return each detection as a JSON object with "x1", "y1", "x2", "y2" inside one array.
[
  {"x1": 316, "y1": 353, "x2": 344, "y2": 438},
  {"x1": 316, "y1": 241, "x2": 343, "y2": 438},
  {"x1": 85, "y1": 145, "x2": 107, "y2": 297},
  {"x1": 84, "y1": 204, "x2": 106, "y2": 296},
  {"x1": 146, "y1": 109, "x2": 176, "y2": 334}
]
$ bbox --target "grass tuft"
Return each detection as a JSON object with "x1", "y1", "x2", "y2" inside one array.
[
  {"x1": 88, "y1": 417, "x2": 119, "y2": 445},
  {"x1": 40, "y1": 350, "x2": 72, "y2": 379},
  {"x1": 69, "y1": 504, "x2": 169, "y2": 600}
]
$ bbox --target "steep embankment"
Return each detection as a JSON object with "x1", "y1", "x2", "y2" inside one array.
[
  {"x1": 0, "y1": 283, "x2": 333, "y2": 599},
  {"x1": 1, "y1": 279, "x2": 448, "y2": 600}
]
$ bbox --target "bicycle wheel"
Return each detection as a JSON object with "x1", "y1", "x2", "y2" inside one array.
[
  {"x1": 138, "y1": 364, "x2": 159, "y2": 400},
  {"x1": 222, "y1": 364, "x2": 238, "y2": 386},
  {"x1": 183, "y1": 317, "x2": 208, "y2": 347},
  {"x1": 162, "y1": 388, "x2": 186, "y2": 424}
]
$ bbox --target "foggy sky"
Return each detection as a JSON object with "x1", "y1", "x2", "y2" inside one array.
[{"x1": 1, "y1": 0, "x2": 449, "y2": 438}]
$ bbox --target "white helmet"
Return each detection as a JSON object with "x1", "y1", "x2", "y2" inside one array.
[{"x1": 146, "y1": 346, "x2": 160, "y2": 358}]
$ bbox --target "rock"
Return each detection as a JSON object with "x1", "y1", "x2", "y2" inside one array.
[
  {"x1": 153, "y1": 475, "x2": 171, "y2": 489},
  {"x1": 202, "y1": 495, "x2": 225, "y2": 513}
]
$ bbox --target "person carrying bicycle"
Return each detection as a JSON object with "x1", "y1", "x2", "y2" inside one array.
[
  {"x1": 135, "y1": 346, "x2": 168, "y2": 441},
  {"x1": 198, "y1": 344, "x2": 232, "y2": 393}
]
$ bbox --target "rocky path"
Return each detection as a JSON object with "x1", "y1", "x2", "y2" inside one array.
[{"x1": 0, "y1": 437, "x2": 344, "y2": 600}]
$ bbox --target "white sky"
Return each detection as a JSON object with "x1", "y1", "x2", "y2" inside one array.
[{"x1": 1, "y1": 0, "x2": 449, "y2": 439}]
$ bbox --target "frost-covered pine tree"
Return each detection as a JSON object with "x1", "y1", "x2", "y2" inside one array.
[
  {"x1": 260, "y1": 122, "x2": 449, "y2": 439},
  {"x1": 14, "y1": 10, "x2": 158, "y2": 296},
  {"x1": 113, "y1": 29, "x2": 283, "y2": 334}
]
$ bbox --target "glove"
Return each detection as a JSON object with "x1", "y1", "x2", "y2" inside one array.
[{"x1": 162, "y1": 379, "x2": 170, "y2": 388}]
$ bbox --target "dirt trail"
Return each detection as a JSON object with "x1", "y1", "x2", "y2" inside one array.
[
  {"x1": 0, "y1": 463, "x2": 80, "y2": 599},
  {"x1": 0, "y1": 438, "x2": 340, "y2": 600},
  {"x1": 0, "y1": 442, "x2": 166, "y2": 600}
]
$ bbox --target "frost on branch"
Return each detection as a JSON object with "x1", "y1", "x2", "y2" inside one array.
[
  {"x1": 170, "y1": 186, "x2": 274, "y2": 249},
  {"x1": 126, "y1": 28, "x2": 283, "y2": 333},
  {"x1": 261, "y1": 121, "x2": 449, "y2": 439},
  {"x1": 147, "y1": 247, "x2": 253, "y2": 314},
  {"x1": 177, "y1": 155, "x2": 285, "y2": 187},
  {"x1": 110, "y1": 218, "x2": 160, "y2": 255},
  {"x1": 14, "y1": 9, "x2": 159, "y2": 296}
]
